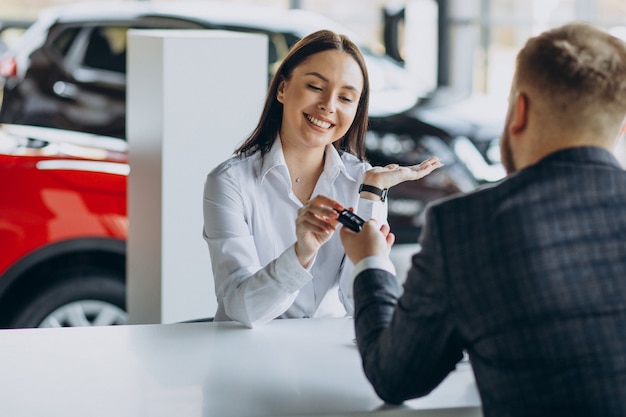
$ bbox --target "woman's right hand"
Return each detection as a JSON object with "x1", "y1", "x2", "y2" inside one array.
[
  {"x1": 294, "y1": 195, "x2": 344, "y2": 268},
  {"x1": 361, "y1": 156, "x2": 444, "y2": 194}
]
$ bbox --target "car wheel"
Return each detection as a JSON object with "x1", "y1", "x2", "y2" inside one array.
[{"x1": 11, "y1": 273, "x2": 127, "y2": 328}]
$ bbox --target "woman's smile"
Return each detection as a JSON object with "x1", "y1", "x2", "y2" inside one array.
[{"x1": 305, "y1": 114, "x2": 334, "y2": 129}]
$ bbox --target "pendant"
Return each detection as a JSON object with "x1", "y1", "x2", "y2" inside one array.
[{"x1": 295, "y1": 178, "x2": 302, "y2": 183}]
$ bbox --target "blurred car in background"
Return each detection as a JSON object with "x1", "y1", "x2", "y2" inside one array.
[
  {"x1": 0, "y1": 123, "x2": 128, "y2": 328},
  {"x1": 0, "y1": 1, "x2": 504, "y2": 243}
]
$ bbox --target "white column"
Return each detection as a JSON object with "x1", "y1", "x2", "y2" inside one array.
[
  {"x1": 404, "y1": 0, "x2": 439, "y2": 92},
  {"x1": 126, "y1": 30, "x2": 267, "y2": 324}
]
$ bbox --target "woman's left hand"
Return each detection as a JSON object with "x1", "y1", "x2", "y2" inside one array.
[{"x1": 362, "y1": 156, "x2": 443, "y2": 191}]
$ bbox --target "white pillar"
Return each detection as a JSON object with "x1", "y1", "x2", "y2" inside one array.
[
  {"x1": 126, "y1": 30, "x2": 267, "y2": 324},
  {"x1": 404, "y1": 0, "x2": 439, "y2": 92}
]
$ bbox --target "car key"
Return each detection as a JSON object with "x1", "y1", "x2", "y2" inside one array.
[{"x1": 335, "y1": 208, "x2": 365, "y2": 233}]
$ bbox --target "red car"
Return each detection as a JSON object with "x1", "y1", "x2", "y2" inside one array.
[{"x1": 0, "y1": 123, "x2": 128, "y2": 328}]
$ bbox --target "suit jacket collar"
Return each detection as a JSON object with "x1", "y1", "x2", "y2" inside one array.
[{"x1": 539, "y1": 146, "x2": 622, "y2": 170}]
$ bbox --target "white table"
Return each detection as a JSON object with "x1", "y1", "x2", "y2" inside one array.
[{"x1": 0, "y1": 317, "x2": 482, "y2": 417}]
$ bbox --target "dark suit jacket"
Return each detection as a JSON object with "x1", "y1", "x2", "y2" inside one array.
[{"x1": 354, "y1": 147, "x2": 626, "y2": 417}]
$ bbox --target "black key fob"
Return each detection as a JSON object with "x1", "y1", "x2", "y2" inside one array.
[{"x1": 335, "y1": 209, "x2": 364, "y2": 233}]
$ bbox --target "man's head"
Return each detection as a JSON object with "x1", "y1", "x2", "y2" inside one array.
[{"x1": 501, "y1": 22, "x2": 626, "y2": 173}]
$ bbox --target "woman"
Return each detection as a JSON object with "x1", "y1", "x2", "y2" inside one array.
[{"x1": 203, "y1": 30, "x2": 441, "y2": 328}]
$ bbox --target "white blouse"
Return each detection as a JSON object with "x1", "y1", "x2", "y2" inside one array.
[{"x1": 202, "y1": 137, "x2": 387, "y2": 328}]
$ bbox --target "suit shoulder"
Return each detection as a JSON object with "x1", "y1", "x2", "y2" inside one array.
[{"x1": 429, "y1": 180, "x2": 501, "y2": 212}]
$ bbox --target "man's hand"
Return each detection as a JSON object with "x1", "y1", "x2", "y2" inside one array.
[{"x1": 340, "y1": 219, "x2": 395, "y2": 265}]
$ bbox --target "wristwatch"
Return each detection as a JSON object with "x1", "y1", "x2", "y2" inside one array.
[{"x1": 359, "y1": 184, "x2": 388, "y2": 202}]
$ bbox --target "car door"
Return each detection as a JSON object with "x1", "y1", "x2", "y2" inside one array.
[
  {"x1": 31, "y1": 17, "x2": 206, "y2": 138},
  {"x1": 49, "y1": 24, "x2": 127, "y2": 138}
]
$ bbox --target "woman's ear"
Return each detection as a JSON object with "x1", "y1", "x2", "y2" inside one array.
[
  {"x1": 276, "y1": 78, "x2": 286, "y2": 104},
  {"x1": 510, "y1": 92, "x2": 529, "y2": 135}
]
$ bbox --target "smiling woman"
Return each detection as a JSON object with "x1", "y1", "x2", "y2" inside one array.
[
  {"x1": 276, "y1": 49, "x2": 364, "y2": 203},
  {"x1": 202, "y1": 29, "x2": 442, "y2": 329}
]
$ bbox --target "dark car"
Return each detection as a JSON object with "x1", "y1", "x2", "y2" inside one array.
[{"x1": 0, "y1": 1, "x2": 502, "y2": 243}]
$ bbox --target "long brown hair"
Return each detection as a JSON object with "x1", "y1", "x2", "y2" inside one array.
[{"x1": 235, "y1": 29, "x2": 370, "y2": 159}]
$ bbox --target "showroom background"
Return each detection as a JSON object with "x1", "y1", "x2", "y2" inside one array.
[
  {"x1": 0, "y1": 0, "x2": 624, "y2": 328},
  {"x1": 1, "y1": 0, "x2": 625, "y2": 162},
  {"x1": 3, "y1": 0, "x2": 626, "y2": 100}
]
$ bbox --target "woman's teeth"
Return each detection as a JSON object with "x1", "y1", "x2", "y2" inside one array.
[{"x1": 307, "y1": 115, "x2": 331, "y2": 129}]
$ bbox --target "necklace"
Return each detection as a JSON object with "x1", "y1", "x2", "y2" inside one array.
[{"x1": 290, "y1": 160, "x2": 324, "y2": 185}]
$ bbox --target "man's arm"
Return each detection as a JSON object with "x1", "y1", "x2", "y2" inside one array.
[{"x1": 341, "y1": 218, "x2": 464, "y2": 404}]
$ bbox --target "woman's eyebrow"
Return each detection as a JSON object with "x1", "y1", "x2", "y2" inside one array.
[{"x1": 305, "y1": 71, "x2": 360, "y2": 93}]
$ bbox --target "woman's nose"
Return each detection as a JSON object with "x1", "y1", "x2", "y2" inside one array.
[{"x1": 318, "y1": 94, "x2": 335, "y2": 112}]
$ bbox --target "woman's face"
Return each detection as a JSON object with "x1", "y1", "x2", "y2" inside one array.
[{"x1": 277, "y1": 49, "x2": 363, "y2": 152}]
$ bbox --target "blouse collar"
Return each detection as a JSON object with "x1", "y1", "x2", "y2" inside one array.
[{"x1": 258, "y1": 136, "x2": 354, "y2": 184}]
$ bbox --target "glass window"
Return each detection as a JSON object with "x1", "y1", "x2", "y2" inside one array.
[
  {"x1": 83, "y1": 27, "x2": 127, "y2": 73},
  {"x1": 448, "y1": 0, "x2": 626, "y2": 99},
  {"x1": 50, "y1": 27, "x2": 80, "y2": 57}
]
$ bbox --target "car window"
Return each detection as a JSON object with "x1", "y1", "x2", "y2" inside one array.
[
  {"x1": 83, "y1": 26, "x2": 126, "y2": 73},
  {"x1": 267, "y1": 33, "x2": 289, "y2": 75},
  {"x1": 213, "y1": 26, "x2": 298, "y2": 80},
  {"x1": 50, "y1": 27, "x2": 80, "y2": 57},
  {"x1": 47, "y1": 19, "x2": 300, "y2": 82}
]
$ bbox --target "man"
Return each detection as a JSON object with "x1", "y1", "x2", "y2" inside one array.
[{"x1": 340, "y1": 22, "x2": 626, "y2": 417}]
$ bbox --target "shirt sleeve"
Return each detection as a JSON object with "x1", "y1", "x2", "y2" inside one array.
[
  {"x1": 338, "y1": 195, "x2": 389, "y2": 313},
  {"x1": 203, "y1": 167, "x2": 311, "y2": 328},
  {"x1": 352, "y1": 205, "x2": 464, "y2": 404},
  {"x1": 353, "y1": 256, "x2": 396, "y2": 277}
]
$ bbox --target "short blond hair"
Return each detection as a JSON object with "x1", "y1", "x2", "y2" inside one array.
[{"x1": 516, "y1": 22, "x2": 626, "y2": 135}]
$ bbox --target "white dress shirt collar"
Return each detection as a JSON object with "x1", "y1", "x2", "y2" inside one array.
[{"x1": 259, "y1": 136, "x2": 358, "y2": 186}]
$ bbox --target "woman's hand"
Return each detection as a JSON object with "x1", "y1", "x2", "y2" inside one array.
[
  {"x1": 362, "y1": 156, "x2": 444, "y2": 193},
  {"x1": 294, "y1": 195, "x2": 344, "y2": 268}
]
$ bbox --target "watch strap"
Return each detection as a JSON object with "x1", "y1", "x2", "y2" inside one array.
[{"x1": 359, "y1": 184, "x2": 388, "y2": 202}]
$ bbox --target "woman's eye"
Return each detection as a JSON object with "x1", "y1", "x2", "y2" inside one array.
[
  {"x1": 307, "y1": 84, "x2": 322, "y2": 91},
  {"x1": 340, "y1": 96, "x2": 354, "y2": 103}
]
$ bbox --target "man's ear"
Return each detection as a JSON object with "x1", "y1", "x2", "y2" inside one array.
[{"x1": 510, "y1": 92, "x2": 529, "y2": 135}]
